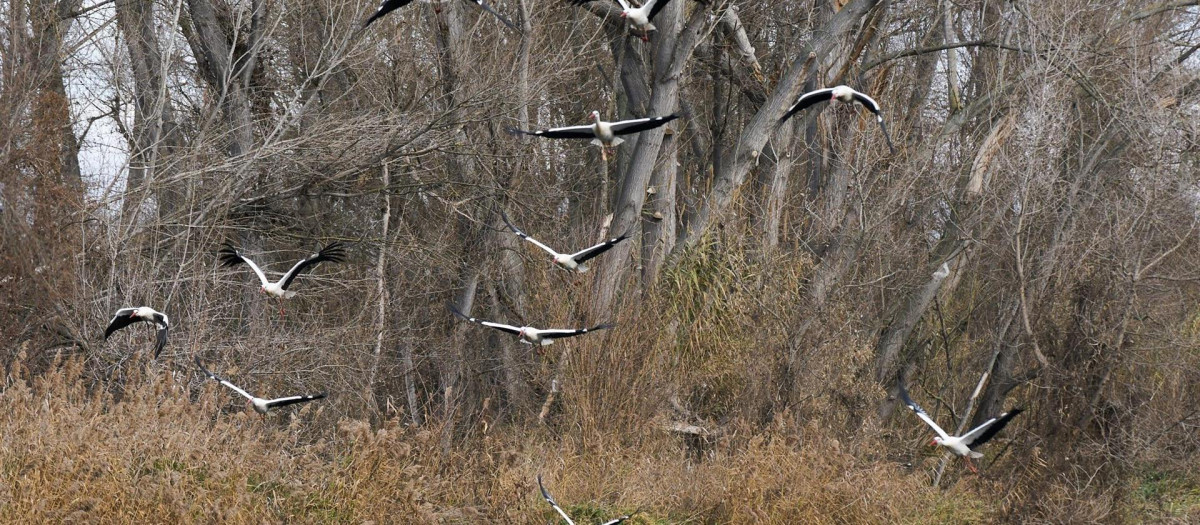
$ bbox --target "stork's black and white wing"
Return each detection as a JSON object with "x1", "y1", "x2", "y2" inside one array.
[
  {"x1": 537, "y1": 474, "x2": 576, "y2": 525},
  {"x1": 600, "y1": 516, "x2": 632, "y2": 525},
  {"x1": 609, "y1": 114, "x2": 679, "y2": 136},
  {"x1": 195, "y1": 357, "x2": 256, "y2": 402},
  {"x1": 960, "y1": 408, "x2": 1024, "y2": 449},
  {"x1": 363, "y1": 0, "x2": 414, "y2": 28},
  {"x1": 104, "y1": 308, "x2": 140, "y2": 339},
  {"x1": 898, "y1": 381, "x2": 950, "y2": 440},
  {"x1": 447, "y1": 302, "x2": 523, "y2": 336},
  {"x1": 847, "y1": 91, "x2": 896, "y2": 153},
  {"x1": 218, "y1": 245, "x2": 271, "y2": 287},
  {"x1": 569, "y1": 232, "x2": 629, "y2": 263},
  {"x1": 465, "y1": 0, "x2": 519, "y2": 31},
  {"x1": 263, "y1": 393, "x2": 327, "y2": 409},
  {"x1": 849, "y1": 90, "x2": 883, "y2": 117},
  {"x1": 154, "y1": 324, "x2": 169, "y2": 358},
  {"x1": 779, "y1": 87, "x2": 835, "y2": 123},
  {"x1": 506, "y1": 123, "x2": 596, "y2": 140},
  {"x1": 567, "y1": 0, "x2": 630, "y2": 8},
  {"x1": 502, "y1": 212, "x2": 561, "y2": 257},
  {"x1": 539, "y1": 323, "x2": 613, "y2": 341},
  {"x1": 646, "y1": 0, "x2": 671, "y2": 21},
  {"x1": 278, "y1": 242, "x2": 346, "y2": 290}
]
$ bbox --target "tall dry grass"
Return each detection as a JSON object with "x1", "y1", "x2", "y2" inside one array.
[{"x1": 1, "y1": 351, "x2": 1014, "y2": 523}]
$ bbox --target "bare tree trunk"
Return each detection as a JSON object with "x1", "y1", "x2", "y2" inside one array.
[
  {"x1": 589, "y1": 0, "x2": 708, "y2": 315},
  {"x1": 760, "y1": 120, "x2": 799, "y2": 251},
  {"x1": 117, "y1": 0, "x2": 182, "y2": 222},
  {"x1": 182, "y1": 0, "x2": 264, "y2": 157},
  {"x1": 676, "y1": 0, "x2": 881, "y2": 252},
  {"x1": 368, "y1": 162, "x2": 392, "y2": 416},
  {"x1": 642, "y1": 129, "x2": 678, "y2": 287}
]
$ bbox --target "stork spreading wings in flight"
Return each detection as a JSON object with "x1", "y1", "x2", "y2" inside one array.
[
  {"x1": 501, "y1": 211, "x2": 628, "y2": 273},
  {"x1": 537, "y1": 474, "x2": 632, "y2": 525},
  {"x1": 898, "y1": 380, "x2": 1023, "y2": 473},
  {"x1": 448, "y1": 303, "x2": 612, "y2": 346},
  {"x1": 567, "y1": 0, "x2": 690, "y2": 41},
  {"x1": 507, "y1": 111, "x2": 679, "y2": 161},
  {"x1": 105, "y1": 307, "x2": 170, "y2": 358},
  {"x1": 196, "y1": 357, "x2": 326, "y2": 414},
  {"x1": 219, "y1": 242, "x2": 346, "y2": 314},
  {"x1": 780, "y1": 85, "x2": 896, "y2": 154}
]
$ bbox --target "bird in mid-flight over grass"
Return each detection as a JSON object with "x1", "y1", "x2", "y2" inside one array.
[
  {"x1": 506, "y1": 111, "x2": 679, "y2": 161},
  {"x1": 219, "y1": 242, "x2": 346, "y2": 314},
  {"x1": 779, "y1": 85, "x2": 896, "y2": 154},
  {"x1": 195, "y1": 357, "x2": 326, "y2": 414},
  {"x1": 501, "y1": 211, "x2": 628, "y2": 273},
  {"x1": 898, "y1": 379, "x2": 1023, "y2": 473},
  {"x1": 537, "y1": 474, "x2": 632, "y2": 525},
  {"x1": 447, "y1": 303, "x2": 612, "y2": 346},
  {"x1": 105, "y1": 306, "x2": 170, "y2": 358},
  {"x1": 362, "y1": 0, "x2": 518, "y2": 31}
]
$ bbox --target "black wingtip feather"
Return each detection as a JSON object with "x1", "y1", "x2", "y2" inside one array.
[
  {"x1": 967, "y1": 408, "x2": 1024, "y2": 448},
  {"x1": 537, "y1": 473, "x2": 553, "y2": 502},
  {"x1": 499, "y1": 210, "x2": 522, "y2": 235},
  {"x1": 154, "y1": 327, "x2": 168, "y2": 359},
  {"x1": 218, "y1": 245, "x2": 246, "y2": 267},
  {"x1": 896, "y1": 378, "x2": 920, "y2": 411},
  {"x1": 195, "y1": 356, "x2": 216, "y2": 380},
  {"x1": 447, "y1": 302, "x2": 470, "y2": 321},
  {"x1": 316, "y1": 241, "x2": 347, "y2": 263}
]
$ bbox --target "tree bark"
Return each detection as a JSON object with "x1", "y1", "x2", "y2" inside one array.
[
  {"x1": 676, "y1": 0, "x2": 882, "y2": 252},
  {"x1": 117, "y1": 0, "x2": 182, "y2": 222},
  {"x1": 589, "y1": 0, "x2": 708, "y2": 316}
]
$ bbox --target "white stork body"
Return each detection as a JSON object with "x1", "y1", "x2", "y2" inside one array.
[
  {"x1": 898, "y1": 381, "x2": 1023, "y2": 472},
  {"x1": 105, "y1": 306, "x2": 171, "y2": 358},
  {"x1": 196, "y1": 358, "x2": 326, "y2": 414},
  {"x1": 780, "y1": 85, "x2": 896, "y2": 153},
  {"x1": 590, "y1": 116, "x2": 621, "y2": 147},
  {"x1": 618, "y1": 0, "x2": 658, "y2": 32},
  {"x1": 501, "y1": 211, "x2": 628, "y2": 273},
  {"x1": 448, "y1": 303, "x2": 612, "y2": 346},
  {"x1": 570, "y1": 0, "x2": 683, "y2": 40}
]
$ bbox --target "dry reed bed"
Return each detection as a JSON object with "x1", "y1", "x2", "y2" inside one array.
[{"x1": 0, "y1": 355, "x2": 1010, "y2": 523}]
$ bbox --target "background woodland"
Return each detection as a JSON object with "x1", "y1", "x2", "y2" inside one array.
[{"x1": 2, "y1": 0, "x2": 1200, "y2": 522}]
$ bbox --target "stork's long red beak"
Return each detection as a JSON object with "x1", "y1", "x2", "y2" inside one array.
[{"x1": 929, "y1": 439, "x2": 937, "y2": 446}]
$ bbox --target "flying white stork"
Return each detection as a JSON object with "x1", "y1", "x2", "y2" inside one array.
[
  {"x1": 104, "y1": 306, "x2": 170, "y2": 358},
  {"x1": 779, "y1": 85, "x2": 896, "y2": 154},
  {"x1": 363, "y1": 0, "x2": 518, "y2": 31},
  {"x1": 506, "y1": 111, "x2": 679, "y2": 161},
  {"x1": 537, "y1": 474, "x2": 632, "y2": 525},
  {"x1": 568, "y1": 0, "x2": 683, "y2": 41},
  {"x1": 195, "y1": 357, "x2": 326, "y2": 414},
  {"x1": 501, "y1": 211, "x2": 628, "y2": 273},
  {"x1": 447, "y1": 303, "x2": 612, "y2": 346},
  {"x1": 218, "y1": 242, "x2": 346, "y2": 314},
  {"x1": 898, "y1": 381, "x2": 1023, "y2": 473}
]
